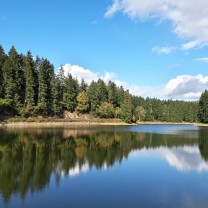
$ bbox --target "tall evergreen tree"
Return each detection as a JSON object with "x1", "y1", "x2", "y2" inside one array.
[
  {"x1": 198, "y1": 90, "x2": 208, "y2": 123},
  {"x1": 97, "y1": 79, "x2": 108, "y2": 103},
  {"x1": 50, "y1": 75, "x2": 59, "y2": 115},
  {"x1": 63, "y1": 74, "x2": 79, "y2": 112},
  {"x1": 37, "y1": 59, "x2": 55, "y2": 115},
  {"x1": 121, "y1": 90, "x2": 133, "y2": 123},
  {"x1": 56, "y1": 65, "x2": 65, "y2": 103},
  {"x1": 23, "y1": 51, "x2": 36, "y2": 109},
  {"x1": 87, "y1": 81, "x2": 99, "y2": 113},
  {"x1": 116, "y1": 86, "x2": 124, "y2": 107},
  {"x1": 107, "y1": 81, "x2": 118, "y2": 107},
  {"x1": 80, "y1": 78, "x2": 88, "y2": 92},
  {"x1": 3, "y1": 46, "x2": 23, "y2": 110},
  {"x1": 145, "y1": 97, "x2": 153, "y2": 121},
  {"x1": 0, "y1": 45, "x2": 6, "y2": 98}
]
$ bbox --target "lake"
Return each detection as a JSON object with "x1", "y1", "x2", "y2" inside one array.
[{"x1": 0, "y1": 124, "x2": 208, "y2": 208}]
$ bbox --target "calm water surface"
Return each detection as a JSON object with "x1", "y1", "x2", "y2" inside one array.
[{"x1": 0, "y1": 124, "x2": 208, "y2": 208}]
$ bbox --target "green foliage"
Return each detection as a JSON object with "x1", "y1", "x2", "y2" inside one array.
[
  {"x1": 50, "y1": 75, "x2": 60, "y2": 115},
  {"x1": 80, "y1": 79, "x2": 88, "y2": 92},
  {"x1": 87, "y1": 81, "x2": 99, "y2": 113},
  {"x1": 23, "y1": 51, "x2": 36, "y2": 108},
  {"x1": 63, "y1": 74, "x2": 79, "y2": 112},
  {"x1": 0, "y1": 45, "x2": 6, "y2": 98},
  {"x1": 76, "y1": 91, "x2": 89, "y2": 113},
  {"x1": 0, "y1": 99, "x2": 15, "y2": 115},
  {"x1": 0, "y1": 44, "x2": 200, "y2": 123},
  {"x1": 107, "y1": 81, "x2": 118, "y2": 107},
  {"x1": 120, "y1": 90, "x2": 133, "y2": 123},
  {"x1": 3, "y1": 46, "x2": 23, "y2": 110},
  {"x1": 97, "y1": 79, "x2": 108, "y2": 103},
  {"x1": 135, "y1": 106, "x2": 146, "y2": 121},
  {"x1": 37, "y1": 59, "x2": 57, "y2": 115},
  {"x1": 115, "y1": 107, "x2": 122, "y2": 118},
  {"x1": 198, "y1": 90, "x2": 208, "y2": 123},
  {"x1": 37, "y1": 59, "x2": 50, "y2": 115},
  {"x1": 87, "y1": 79, "x2": 108, "y2": 115},
  {"x1": 97, "y1": 102, "x2": 114, "y2": 118},
  {"x1": 56, "y1": 65, "x2": 65, "y2": 102}
]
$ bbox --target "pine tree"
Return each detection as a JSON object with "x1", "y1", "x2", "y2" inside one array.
[
  {"x1": 116, "y1": 86, "x2": 124, "y2": 107},
  {"x1": 121, "y1": 90, "x2": 133, "y2": 123},
  {"x1": 23, "y1": 51, "x2": 36, "y2": 109},
  {"x1": 87, "y1": 81, "x2": 99, "y2": 113},
  {"x1": 97, "y1": 79, "x2": 108, "y2": 103},
  {"x1": 80, "y1": 78, "x2": 88, "y2": 92},
  {"x1": 198, "y1": 90, "x2": 208, "y2": 123},
  {"x1": 56, "y1": 65, "x2": 65, "y2": 102},
  {"x1": 50, "y1": 74, "x2": 59, "y2": 115},
  {"x1": 3, "y1": 46, "x2": 23, "y2": 110},
  {"x1": 63, "y1": 74, "x2": 79, "y2": 112},
  {"x1": 145, "y1": 97, "x2": 153, "y2": 121},
  {"x1": 0, "y1": 45, "x2": 6, "y2": 98},
  {"x1": 37, "y1": 59, "x2": 54, "y2": 115},
  {"x1": 107, "y1": 81, "x2": 118, "y2": 107}
]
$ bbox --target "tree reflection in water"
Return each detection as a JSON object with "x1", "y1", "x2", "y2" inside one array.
[{"x1": 0, "y1": 127, "x2": 207, "y2": 203}]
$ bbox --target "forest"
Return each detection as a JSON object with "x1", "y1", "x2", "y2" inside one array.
[{"x1": 0, "y1": 45, "x2": 207, "y2": 123}]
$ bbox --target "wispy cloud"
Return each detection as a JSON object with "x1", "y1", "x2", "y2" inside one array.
[
  {"x1": 152, "y1": 46, "x2": 173, "y2": 55},
  {"x1": 194, "y1": 57, "x2": 208, "y2": 63},
  {"x1": 104, "y1": 0, "x2": 121, "y2": 18},
  {"x1": 105, "y1": 0, "x2": 208, "y2": 49}
]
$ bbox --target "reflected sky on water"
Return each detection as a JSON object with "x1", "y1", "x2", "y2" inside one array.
[{"x1": 0, "y1": 125, "x2": 208, "y2": 208}]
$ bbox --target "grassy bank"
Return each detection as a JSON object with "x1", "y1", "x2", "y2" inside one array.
[
  {"x1": 0, "y1": 117, "x2": 130, "y2": 128},
  {"x1": 1, "y1": 116, "x2": 207, "y2": 128}
]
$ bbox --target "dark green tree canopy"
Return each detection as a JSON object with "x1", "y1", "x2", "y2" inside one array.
[
  {"x1": 0, "y1": 44, "x2": 201, "y2": 123},
  {"x1": 198, "y1": 90, "x2": 208, "y2": 123}
]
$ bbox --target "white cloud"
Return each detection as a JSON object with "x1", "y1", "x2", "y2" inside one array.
[
  {"x1": 132, "y1": 146, "x2": 208, "y2": 172},
  {"x1": 164, "y1": 74, "x2": 208, "y2": 99},
  {"x1": 60, "y1": 64, "x2": 157, "y2": 97},
  {"x1": 161, "y1": 146, "x2": 208, "y2": 172},
  {"x1": 67, "y1": 162, "x2": 89, "y2": 177},
  {"x1": 194, "y1": 57, "x2": 208, "y2": 63},
  {"x1": 61, "y1": 64, "x2": 116, "y2": 84},
  {"x1": 60, "y1": 64, "x2": 207, "y2": 100},
  {"x1": 152, "y1": 46, "x2": 173, "y2": 54},
  {"x1": 102, "y1": 71, "x2": 117, "y2": 82},
  {"x1": 104, "y1": 0, "x2": 121, "y2": 18},
  {"x1": 105, "y1": 0, "x2": 208, "y2": 49}
]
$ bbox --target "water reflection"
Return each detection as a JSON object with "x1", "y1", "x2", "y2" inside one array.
[
  {"x1": 0, "y1": 126, "x2": 207, "y2": 204},
  {"x1": 135, "y1": 146, "x2": 208, "y2": 172}
]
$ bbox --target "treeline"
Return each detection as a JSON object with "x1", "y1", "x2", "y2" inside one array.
[{"x1": 0, "y1": 45, "x2": 203, "y2": 123}]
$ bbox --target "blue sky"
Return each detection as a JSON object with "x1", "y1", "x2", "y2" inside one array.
[{"x1": 1, "y1": 0, "x2": 208, "y2": 100}]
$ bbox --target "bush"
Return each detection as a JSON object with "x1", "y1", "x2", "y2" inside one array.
[
  {"x1": 0, "y1": 99, "x2": 16, "y2": 115},
  {"x1": 97, "y1": 102, "x2": 115, "y2": 118}
]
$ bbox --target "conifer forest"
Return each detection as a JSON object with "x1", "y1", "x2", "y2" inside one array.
[{"x1": 0, "y1": 45, "x2": 207, "y2": 123}]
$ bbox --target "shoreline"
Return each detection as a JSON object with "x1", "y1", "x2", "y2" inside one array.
[
  {"x1": 0, "y1": 119, "x2": 207, "y2": 128},
  {"x1": 0, "y1": 119, "x2": 131, "y2": 128},
  {"x1": 137, "y1": 121, "x2": 208, "y2": 127}
]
